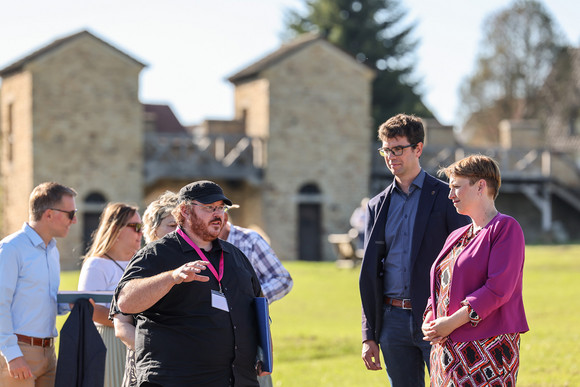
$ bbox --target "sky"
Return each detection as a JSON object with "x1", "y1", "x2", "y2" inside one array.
[{"x1": 1, "y1": 0, "x2": 579, "y2": 127}]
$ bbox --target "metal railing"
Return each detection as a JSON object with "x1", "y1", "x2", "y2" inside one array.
[
  {"x1": 144, "y1": 133, "x2": 266, "y2": 185},
  {"x1": 372, "y1": 143, "x2": 561, "y2": 182}
]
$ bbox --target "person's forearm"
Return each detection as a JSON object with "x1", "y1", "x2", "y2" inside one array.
[
  {"x1": 117, "y1": 271, "x2": 176, "y2": 314},
  {"x1": 424, "y1": 310, "x2": 433, "y2": 324},
  {"x1": 447, "y1": 305, "x2": 470, "y2": 333},
  {"x1": 92, "y1": 304, "x2": 114, "y2": 327},
  {"x1": 113, "y1": 317, "x2": 136, "y2": 350},
  {"x1": 261, "y1": 276, "x2": 293, "y2": 302}
]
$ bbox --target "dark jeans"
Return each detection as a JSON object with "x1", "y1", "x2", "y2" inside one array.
[{"x1": 378, "y1": 305, "x2": 431, "y2": 387}]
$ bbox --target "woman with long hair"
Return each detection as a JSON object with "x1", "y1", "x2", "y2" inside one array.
[{"x1": 78, "y1": 202, "x2": 143, "y2": 387}]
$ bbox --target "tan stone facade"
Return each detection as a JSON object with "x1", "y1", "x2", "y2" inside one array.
[
  {"x1": 229, "y1": 38, "x2": 375, "y2": 261},
  {"x1": 0, "y1": 71, "x2": 34, "y2": 236},
  {"x1": 1, "y1": 31, "x2": 145, "y2": 268}
]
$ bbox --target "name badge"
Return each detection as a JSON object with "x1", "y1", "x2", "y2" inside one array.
[{"x1": 211, "y1": 290, "x2": 229, "y2": 312}]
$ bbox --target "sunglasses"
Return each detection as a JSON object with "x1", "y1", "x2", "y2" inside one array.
[
  {"x1": 126, "y1": 223, "x2": 144, "y2": 233},
  {"x1": 50, "y1": 208, "x2": 77, "y2": 220}
]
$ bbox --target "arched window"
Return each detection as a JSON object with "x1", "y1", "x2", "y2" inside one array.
[
  {"x1": 299, "y1": 183, "x2": 320, "y2": 194},
  {"x1": 83, "y1": 192, "x2": 107, "y2": 254},
  {"x1": 297, "y1": 183, "x2": 322, "y2": 261}
]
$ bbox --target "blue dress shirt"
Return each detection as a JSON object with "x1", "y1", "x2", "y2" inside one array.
[
  {"x1": 0, "y1": 223, "x2": 61, "y2": 362},
  {"x1": 383, "y1": 170, "x2": 426, "y2": 299}
]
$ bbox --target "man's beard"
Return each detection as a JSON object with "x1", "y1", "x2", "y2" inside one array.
[{"x1": 189, "y1": 211, "x2": 222, "y2": 242}]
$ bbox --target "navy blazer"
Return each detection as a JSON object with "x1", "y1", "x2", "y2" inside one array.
[
  {"x1": 359, "y1": 172, "x2": 470, "y2": 342},
  {"x1": 55, "y1": 298, "x2": 107, "y2": 387}
]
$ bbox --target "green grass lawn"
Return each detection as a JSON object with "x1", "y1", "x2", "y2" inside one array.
[{"x1": 58, "y1": 244, "x2": 580, "y2": 386}]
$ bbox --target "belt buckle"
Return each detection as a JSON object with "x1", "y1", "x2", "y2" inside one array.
[{"x1": 401, "y1": 299, "x2": 411, "y2": 310}]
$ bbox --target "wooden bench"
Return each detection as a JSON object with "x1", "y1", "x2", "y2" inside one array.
[{"x1": 327, "y1": 228, "x2": 363, "y2": 268}]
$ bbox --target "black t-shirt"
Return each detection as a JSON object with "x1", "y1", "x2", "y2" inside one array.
[{"x1": 114, "y1": 230, "x2": 262, "y2": 387}]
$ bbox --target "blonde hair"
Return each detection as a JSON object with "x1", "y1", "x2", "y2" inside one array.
[
  {"x1": 439, "y1": 155, "x2": 501, "y2": 200},
  {"x1": 85, "y1": 202, "x2": 138, "y2": 259},
  {"x1": 143, "y1": 191, "x2": 178, "y2": 243}
]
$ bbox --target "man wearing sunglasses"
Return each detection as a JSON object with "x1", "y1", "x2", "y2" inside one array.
[
  {"x1": 0, "y1": 182, "x2": 77, "y2": 386},
  {"x1": 359, "y1": 114, "x2": 469, "y2": 386},
  {"x1": 114, "y1": 180, "x2": 267, "y2": 387}
]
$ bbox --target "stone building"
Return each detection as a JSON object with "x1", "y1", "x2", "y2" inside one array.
[
  {"x1": 0, "y1": 30, "x2": 375, "y2": 268},
  {"x1": 0, "y1": 30, "x2": 145, "y2": 268},
  {"x1": 145, "y1": 34, "x2": 376, "y2": 263}
]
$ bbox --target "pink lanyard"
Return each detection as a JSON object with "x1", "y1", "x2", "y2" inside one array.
[{"x1": 177, "y1": 228, "x2": 224, "y2": 291}]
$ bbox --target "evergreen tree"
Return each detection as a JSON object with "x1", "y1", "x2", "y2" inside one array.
[{"x1": 285, "y1": 0, "x2": 433, "y2": 129}]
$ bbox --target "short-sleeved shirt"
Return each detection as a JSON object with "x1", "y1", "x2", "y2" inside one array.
[
  {"x1": 78, "y1": 256, "x2": 129, "y2": 318},
  {"x1": 113, "y1": 230, "x2": 262, "y2": 387}
]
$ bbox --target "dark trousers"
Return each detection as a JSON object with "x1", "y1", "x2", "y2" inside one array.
[{"x1": 378, "y1": 305, "x2": 431, "y2": 387}]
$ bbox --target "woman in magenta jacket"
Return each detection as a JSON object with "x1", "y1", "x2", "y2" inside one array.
[{"x1": 422, "y1": 155, "x2": 529, "y2": 386}]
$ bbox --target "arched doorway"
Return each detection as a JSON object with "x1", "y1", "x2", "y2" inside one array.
[
  {"x1": 83, "y1": 192, "x2": 107, "y2": 255},
  {"x1": 297, "y1": 183, "x2": 322, "y2": 261}
]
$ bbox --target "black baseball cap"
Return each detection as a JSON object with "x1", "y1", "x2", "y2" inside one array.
[{"x1": 178, "y1": 180, "x2": 232, "y2": 206}]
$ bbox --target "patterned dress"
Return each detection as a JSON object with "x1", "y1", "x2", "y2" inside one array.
[{"x1": 429, "y1": 225, "x2": 521, "y2": 387}]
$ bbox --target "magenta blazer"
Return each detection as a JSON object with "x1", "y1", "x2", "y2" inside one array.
[{"x1": 425, "y1": 212, "x2": 529, "y2": 342}]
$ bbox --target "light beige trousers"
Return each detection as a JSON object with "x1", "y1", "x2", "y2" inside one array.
[{"x1": 0, "y1": 343, "x2": 56, "y2": 387}]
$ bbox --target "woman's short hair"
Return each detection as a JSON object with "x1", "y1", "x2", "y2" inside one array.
[
  {"x1": 85, "y1": 202, "x2": 138, "y2": 259},
  {"x1": 143, "y1": 191, "x2": 178, "y2": 243},
  {"x1": 439, "y1": 155, "x2": 501, "y2": 200}
]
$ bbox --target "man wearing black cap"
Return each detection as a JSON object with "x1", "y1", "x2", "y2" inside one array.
[{"x1": 114, "y1": 180, "x2": 267, "y2": 387}]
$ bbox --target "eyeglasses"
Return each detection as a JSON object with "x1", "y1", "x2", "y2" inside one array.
[
  {"x1": 126, "y1": 223, "x2": 144, "y2": 233},
  {"x1": 378, "y1": 143, "x2": 417, "y2": 157},
  {"x1": 50, "y1": 208, "x2": 77, "y2": 220},
  {"x1": 190, "y1": 203, "x2": 230, "y2": 214}
]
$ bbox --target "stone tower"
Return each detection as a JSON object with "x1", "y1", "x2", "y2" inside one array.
[
  {"x1": 0, "y1": 30, "x2": 145, "y2": 268},
  {"x1": 227, "y1": 35, "x2": 376, "y2": 261}
]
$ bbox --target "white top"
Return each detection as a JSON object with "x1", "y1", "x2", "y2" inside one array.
[{"x1": 78, "y1": 256, "x2": 129, "y2": 313}]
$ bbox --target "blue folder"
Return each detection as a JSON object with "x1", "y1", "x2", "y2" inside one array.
[{"x1": 254, "y1": 297, "x2": 273, "y2": 373}]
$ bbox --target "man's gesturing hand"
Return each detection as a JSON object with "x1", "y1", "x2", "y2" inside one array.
[{"x1": 172, "y1": 260, "x2": 210, "y2": 284}]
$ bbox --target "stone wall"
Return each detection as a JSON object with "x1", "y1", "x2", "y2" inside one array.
[
  {"x1": 1, "y1": 33, "x2": 144, "y2": 268},
  {"x1": 260, "y1": 40, "x2": 374, "y2": 261},
  {"x1": 1, "y1": 72, "x2": 35, "y2": 235},
  {"x1": 233, "y1": 78, "x2": 270, "y2": 139}
]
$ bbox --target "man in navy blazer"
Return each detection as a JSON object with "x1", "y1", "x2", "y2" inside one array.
[{"x1": 359, "y1": 114, "x2": 469, "y2": 386}]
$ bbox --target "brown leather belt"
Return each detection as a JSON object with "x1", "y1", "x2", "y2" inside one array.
[
  {"x1": 16, "y1": 334, "x2": 54, "y2": 348},
  {"x1": 384, "y1": 296, "x2": 412, "y2": 310}
]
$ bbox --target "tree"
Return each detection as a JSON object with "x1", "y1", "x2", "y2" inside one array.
[
  {"x1": 284, "y1": 0, "x2": 433, "y2": 129},
  {"x1": 458, "y1": 0, "x2": 566, "y2": 145}
]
